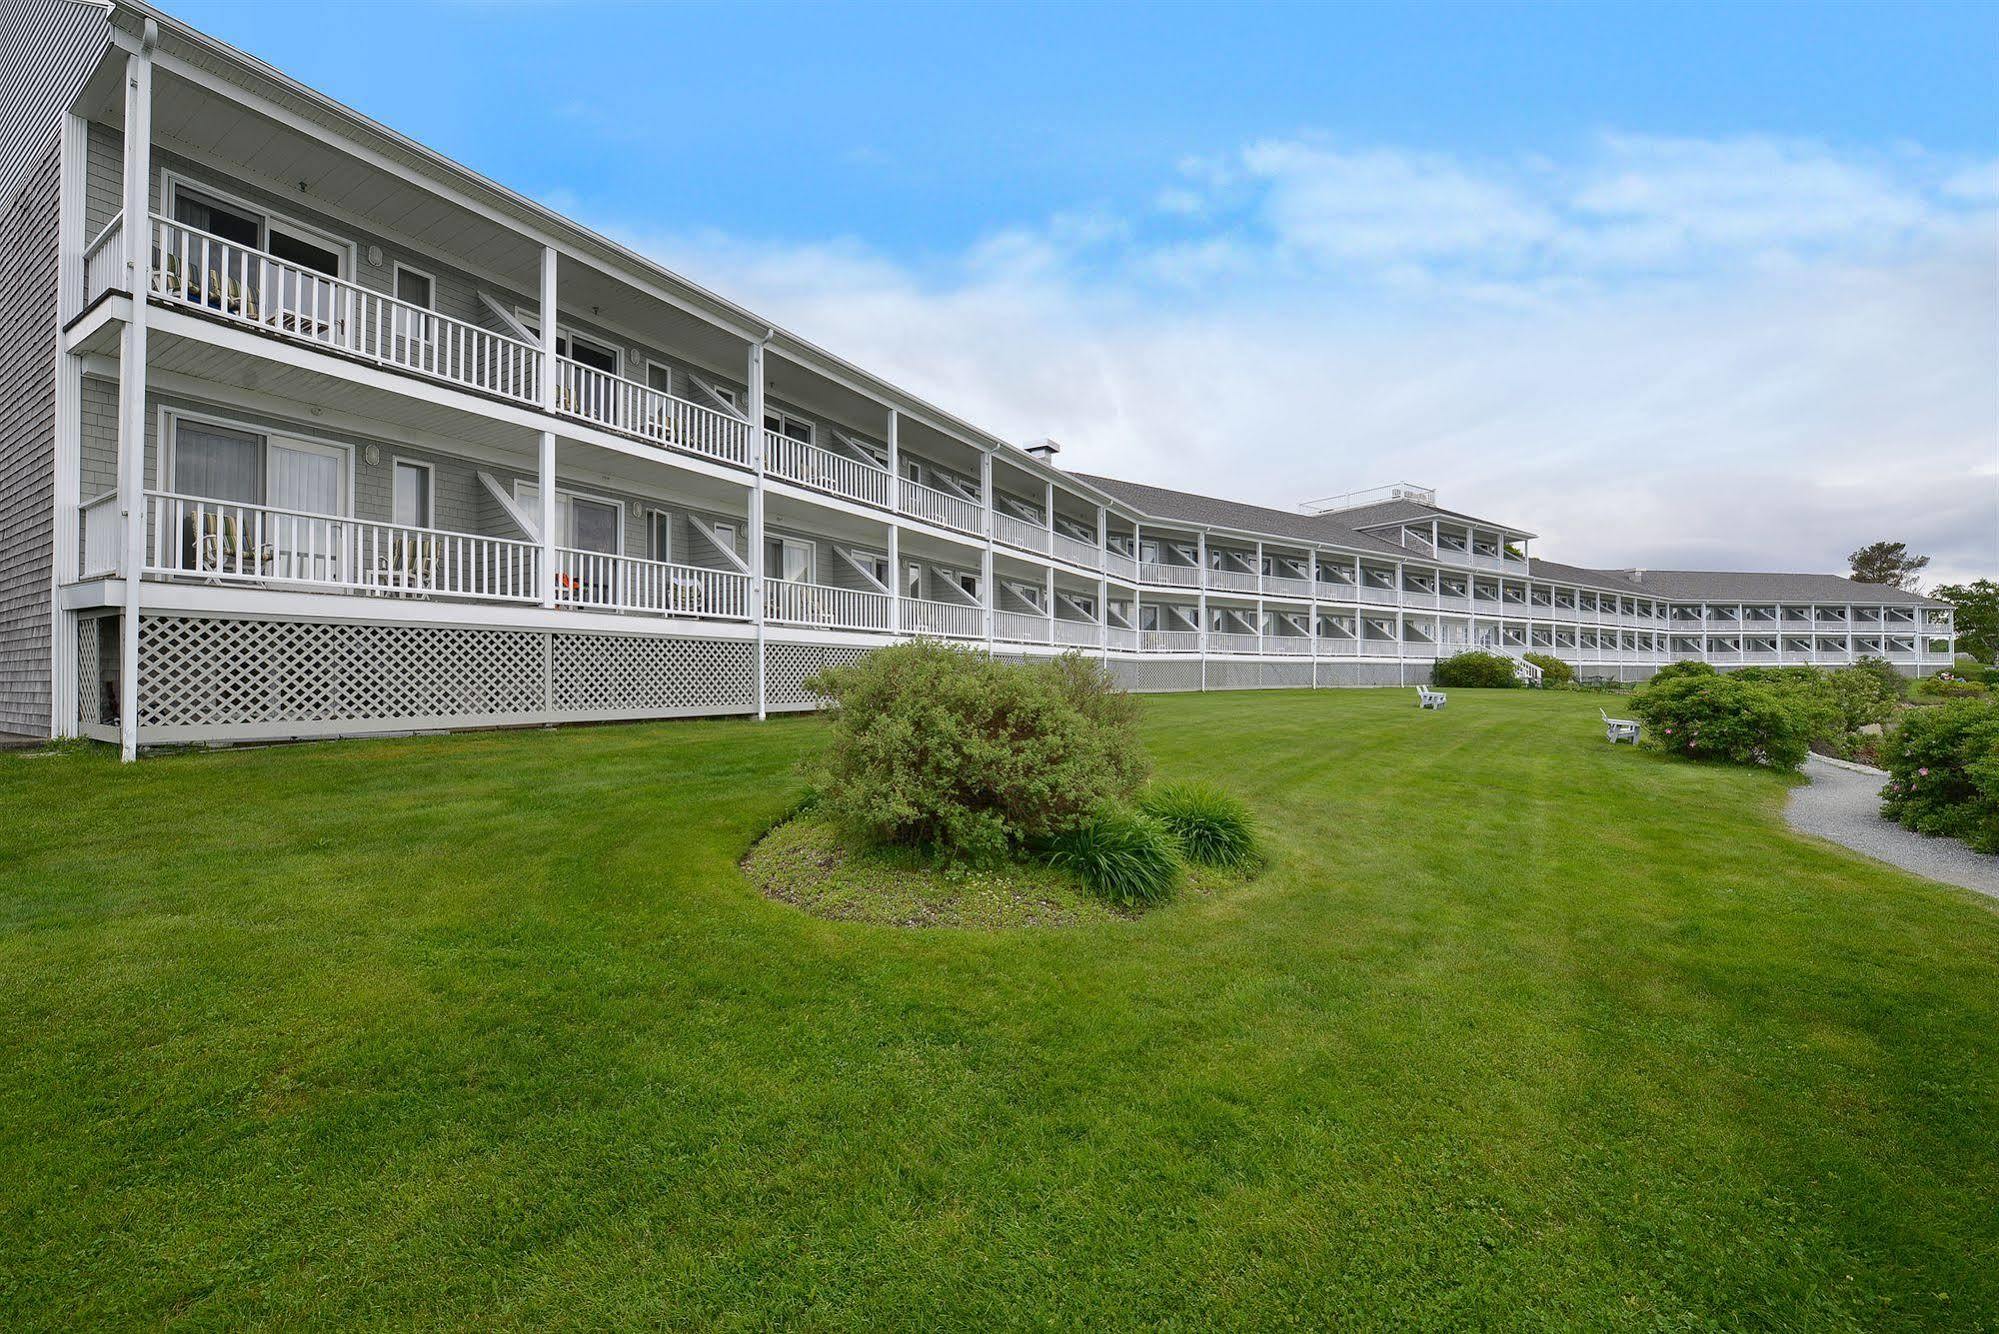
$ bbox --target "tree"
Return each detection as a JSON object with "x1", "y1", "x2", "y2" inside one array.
[
  {"x1": 1934, "y1": 579, "x2": 1999, "y2": 663},
  {"x1": 1847, "y1": 541, "x2": 1930, "y2": 591}
]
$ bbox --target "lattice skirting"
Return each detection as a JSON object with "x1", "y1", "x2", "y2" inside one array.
[
  {"x1": 125, "y1": 613, "x2": 774, "y2": 743},
  {"x1": 763, "y1": 642, "x2": 875, "y2": 711}
]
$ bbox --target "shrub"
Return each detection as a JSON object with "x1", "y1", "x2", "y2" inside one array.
[
  {"x1": 1432, "y1": 651, "x2": 1521, "y2": 689},
  {"x1": 1630, "y1": 674, "x2": 1811, "y2": 770},
  {"x1": 1821, "y1": 665, "x2": 1900, "y2": 733},
  {"x1": 1880, "y1": 699, "x2": 1999, "y2": 852},
  {"x1": 806, "y1": 642, "x2": 1147, "y2": 864},
  {"x1": 1850, "y1": 655, "x2": 1907, "y2": 702},
  {"x1": 1650, "y1": 660, "x2": 1718, "y2": 684},
  {"x1": 1914, "y1": 673, "x2": 1989, "y2": 701},
  {"x1": 1521, "y1": 652, "x2": 1574, "y2": 686},
  {"x1": 1042, "y1": 807, "x2": 1183, "y2": 906},
  {"x1": 1139, "y1": 783, "x2": 1261, "y2": 870}
]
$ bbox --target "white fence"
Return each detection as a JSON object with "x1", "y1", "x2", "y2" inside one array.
[
  {"x1": 1052, "y1": 618, "x2": 1102, "y2": 646},
  {"x1": 1052, "y1": 532, "x2": 1102, "y2": 570},
  {"x1": 1143, "y1": 629, "x2": 1201, "y2": 652},
  {"x1": 765, "y1": 432, "x2": 893, "y2": 509},
  {"x1": 555, "y1": 548, "x2": 748, "y2": 620},
  {"x1": 556, "y1": 359, "x2": 749, "y2": 466},
  {"x1": 149, "y1": 215, "x2": 541, "y2": 405},
  {"x1": 899, "y1": 478, "x2": 984, "y2": 535},
  {"x1": 765, "y1": 578, "x2": 891, "y2": 631},
  {"x1": 1140, "y1": 561, "x2": 1200, "y2": 588},
  {"x1": 144, "y1": 491, "x2": 540, "y2": 601},
  {"x1": 993, "y1": 610, "x2": 1052, "y2": 643}
]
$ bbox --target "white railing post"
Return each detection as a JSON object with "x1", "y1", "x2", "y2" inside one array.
[
  {"x1": 980, "y1": 450, "x2": 995, "y2": 651},
  {"x1": 537, "y1": 246, "x2": 559, "y2": 609},
  {"x1": 115, "y1": 27, "x2": 155, "y2": 762},
  {"x1": 748, "y1": 338, "x2": 768, "y2": 717},
  {"x1": 887, "y1": 408, "x2": 900, "y2": 636},
  {"x1": 1096, "y1": 507, "x2": 1109, "y2": 659}
]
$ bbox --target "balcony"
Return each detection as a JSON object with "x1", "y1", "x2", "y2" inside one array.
[
  {"x1": 764, "y1": 432, "x2": 893, "y2": 509},
  {"x1": 898, "y1": 478, "x2": 985, "y2": 537},
  {"x1": 146, "y1": 214, "x2": 542, "y2": 406},
  {"x1": 1104, "y1": 551, "x2": 1139, "y2": 582},
  {"x1": 1355, "y1": 584, "x2": 1399, "y2": 606},
  {"x1": 994, "y1": 513, "x2": 1051, "y2": 555},
  {"x1": 1142, "y1": 629, "x2": 1201, "y2": 652},
  {"x1": 1208, "y1": 631, "x2": 1263, "y2": 654},
  {"x1": 1264, "y1": 636, "x2": 1313, "y2": 656},
  {"x1": 994, "y1": 609, "x2": 1053, "y2": 643},
  {"x1": 555, "y1": 359, "x2": 751, "y2": 468},
  {"x1": 1052, "y1": 617, "x2": 1102, "y2": 647},
  {"x1": 1051, "y1": 532, "x2": 1103, "y2": 571},
  {"x1": 1262, "y1": 574, "x2": 1314, "y2": 599},
  {"x1": 1140, "y1": 561, "x2": 1201, "y2": 588},
  {"x1": 900, "y1": 597, "x2": 983, "y2": 639},
  {"x1": 1208, "y1": 568, "x2": 1260, "y2": 594},
  {"x1": 765, "y1": 579, "x2": 891, "y2": 632}
]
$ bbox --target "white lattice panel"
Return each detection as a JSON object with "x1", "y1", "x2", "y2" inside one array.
[
  {"x1": 138, "y1": 615, "x2": 544, "y2": 731},
  {"x1": 550, "y1": 634, "x2": 754, "y2": 715},
  {"x1": 1130, "y1": 660, "x2": 1203, "y2": 693},
  {"x1": 1264, "y1": 663, "x2": 1313, "y2": 688},
  {"x1": 75, "y1": 615, "x2": 114, "y2": 727},
  {"x1": 764, "y1": 642, "x2": 875, "y2": 710}
]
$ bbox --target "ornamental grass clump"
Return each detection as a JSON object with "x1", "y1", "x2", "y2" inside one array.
[
  {"x1": 1139, "y1": 782, "x2": 1261, "y2": 870},
  {"x1": 805, "y1": 642, "x2": 1147, "y2": 866},
  {"x1": 1041, "y1": 807, "x2": 1184, "y2": 907}
]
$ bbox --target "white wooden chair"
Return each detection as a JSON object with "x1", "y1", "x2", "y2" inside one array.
[
  {"x1": 1601, "y1": 708, "x2": 1642, "y2": 744},
  {"x1": 1417, "y1": 685, "x2": 1447, "y2": 710}
]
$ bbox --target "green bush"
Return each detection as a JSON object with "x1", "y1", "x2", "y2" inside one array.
[
  {"x1": 1880, "y1": 699, "x2": 1999, "y2": 852},
  {"x1": 1521, "y1": 652, "x2": 1574, "y2": 685},
  {"x1": 1850, "y1": 655, "x2": 1908, "y2": 702},
  {"x1": 806, "y1": 643, "x2": 1148, "y2": 864},
  {"x1": 1432, "y1": 651, "x2": 1521, "y2": 689},
  {"x1": 1630, "y1": 674, "x2": 1811, "y2": 770},
  {"x1": 1727, "y1": 664, "x2": 1898, "y2": 750},
  {"x1": 1139, "y1": 782, "x2": 1261, "y2": 870},
  {"x1": 1650, "y1": 660, "x2": 1718, "y2": 684},
  {"x1": 1914, "y1": 673, "x2": 1989, "y2": 701},
  {"x1": 1042, "y1": 807, "x2": 1183, "y2": 906}
]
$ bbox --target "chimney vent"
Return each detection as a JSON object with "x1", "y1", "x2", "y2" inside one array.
[{"x1": 1023, "y1": 437, "x2": 1062, "y2": 465}]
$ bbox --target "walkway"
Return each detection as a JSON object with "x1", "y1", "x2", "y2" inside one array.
[{"x1": 1785, "y1": 755, "x2": 1999, "y2": 899}]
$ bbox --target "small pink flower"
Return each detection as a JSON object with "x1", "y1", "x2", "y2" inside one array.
[{"x1": 1918, "y1": 767, "x2": 1929, "y2": 777}]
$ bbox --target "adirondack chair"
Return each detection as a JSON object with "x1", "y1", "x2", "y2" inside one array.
[
  {"x1": 1601, "y1": 708, "x2": 1642, "y2": 744},
  {"x1": 187, "y1": 509, "x2": 273, "y2": 577},
  {"x1": 1417, "y1": 685, "x2": 1447, "y2": 710}
]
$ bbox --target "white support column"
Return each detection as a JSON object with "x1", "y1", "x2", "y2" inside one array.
[
  {"x1": 1196, "y1": 532, "x2": 1210, "y2": 659},
  {"x1": 1044, "y1": 564, "x2": 1055, "y2": 645},
  {"x1": 115, "y1": 31, "x2": 156, "y2": 762},
  {"x1": 1095, "y1": 507, "x2": 1109, "y2": 658},
  {"x1": 886, "y1": 408, "x2": 900, "y2": 636},
  {"x1": 50, "y1": 111, "x2": 90, "y2": 738},
  {"x1": 537, "y1": 246, "x2": 559, "y2": 609},
  {"x1": 748, "y1": 338, "x2": 768, "y2": 716},
  {"x1": 1044, "y1": 479, "x2": 1055, "y2": 537},
  {"x1": 979, "y1": 450, "x2": 995, "y2": 651}
]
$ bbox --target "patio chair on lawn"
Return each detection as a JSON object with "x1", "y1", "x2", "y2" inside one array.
[
  {"x1": 1417, "y1": 685, "x2": 1447, "y2": 710},
  {"x1": 1601, "y1": 708, "x2": 1642, "y2": 744}
]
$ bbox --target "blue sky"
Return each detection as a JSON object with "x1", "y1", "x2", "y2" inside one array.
[{"x1": 163, "y1": 0, "x2": 1997, "y2": 582}]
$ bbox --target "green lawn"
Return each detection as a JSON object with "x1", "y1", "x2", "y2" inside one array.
[{"x1": 2, "y1": 689, "x2": 1995, "y2": 1329}]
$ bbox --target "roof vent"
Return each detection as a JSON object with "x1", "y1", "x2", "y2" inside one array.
[
  {"x1": 1630, "y1": 568, "x2": 1645, "y2": 584},
  {"x1": 1301, "y1": 482, "x2": 1436, "y2": 514},
  {"x1": 1023, "y1": 437, "x2": 1062, "y2": 465}
]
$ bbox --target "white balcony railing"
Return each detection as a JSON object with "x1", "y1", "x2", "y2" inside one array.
[
  {"x1": 554, "y1": 548, "x2": 749, "y2": 620},
  {"x1": 1356, "y1": 584, "x2": 1399, "y2": 605},
  {"x1": 1053, "y1": 617, "x2": 1102, "y2": 646},
  {"x1": 1316, "y1": 637, "x2": 1357, "y2": 655},
  {"x1": 899, "y1": 596, "x2": 983, "y2": 639},
  {"x1": 993, "y1": 609, "x2": 1053, "y2": 643},
  {"x1": 1208, "y1": 631, "x2": 1262, "y2": 654},
  {"x1": 1052, "y1": 532, "x2": 1103, "y2": 570},
  {"x1": 1316, "y1": 580, "x2": 1358, "y2": 600},
  {"x1": 83, "y1": 213, "x2": 124, "y2": 304},
  {"x1": 994, "y1": 512, "x2": 1051, "y2": 554},
  {"x1": 1208, "y1": 568, "x2": 1260, "y2": 593},
  {"x1": 555, "y1": 359, "x2": 749, "y2": 467},
  {"x1": 898, "y1": 477, "x2": 984, "y2": 535},
  {"x1": 1105, "y1": 552, "x2": 1139, "y2": 581},
  {"x1": 1140, "y1": 561, "x2": 1200, "y2": 588},
  {"x1": 764, "y1": 578, "x2": 891, "y2": 631},
  {"x1": 1263, "y1": 574, "x2": 1313, "y2": 598},
  {"x1": 149, "y1": 215, "x2": 542, "y2": 405},
  {"x1": 1140, "y1": 629, "x2": 1199, "y2": 652},
  {"x1": 81, "y1": 491, "x2": 121, "y2": 577},
  {"x1": 1106, "y1": 626, "x2": 1139, "y2": 651},
  {"x1": 764, "y1": 432, "x2": 893, "y2": 510},
  {"x1": 144, "y1": 491, "x2": 540, "y2": 601},
  {"x1": 1265, "y1": 636, "x2": 1313, "y2": 656}
]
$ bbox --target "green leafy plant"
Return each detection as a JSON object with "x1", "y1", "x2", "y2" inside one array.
[
  {"x1": 1432, "y1": 651, "x2": 1521, "y2": 689},
  {"x1": 1042, "y1": 806, "x2": 1184, "y2": 906},
  {"x1": 1914, "y1": 673, "x2": 1989, "y2": 701},
  {"x1": 1521, "y1": 652, "x2": 1574, "y2": 685},
  {"x1": 1849, "y1": 655, "x2": 1908, "y2": 702},
  {"x1": 1649, "y1": 660, "x2": 1718, "y2": 684},
  {"x1": 805, "y1": 643, "x2": 1147, "y2": 864},
  {"x1": 1630, "y1": 674, "x2": 1811, "y2": 770},
  {"x1": 1880, "y1": 699, "x2": 1999, "y2": 852},
  {"x1": 1139, "y1": 782, "x2": 1261, "y2": 870}
]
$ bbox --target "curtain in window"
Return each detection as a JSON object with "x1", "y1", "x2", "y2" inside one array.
[{"x1": 174, "y1": 422, "x2": 262, "y2": 503}]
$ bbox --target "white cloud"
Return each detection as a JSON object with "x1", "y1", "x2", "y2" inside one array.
[{"x1": 597, "y1": 132, "x2": 1998, "y2": 587}]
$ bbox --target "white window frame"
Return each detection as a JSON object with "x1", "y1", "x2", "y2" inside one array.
[
  {"x1": 905, "y1": 561, "x2": 922, "y2": 599},
  {"x1": 161, "y1": 169, "x2": 358, "y2": 279},
  {"x1": 391, "y1": 261, "x2": 436, "y2": 310},
  {"x1": 157, "y1": 406, "x2": 355, "y2": 517},
  {"x1": 648, "y1": 510, "x2": 673, "y2": 563},
  {"x1": 514, "y1": 309, "x2": 624, "y2": 377},
  {"x1": 390, "y1": 456, "x2": 435, "y2": 529},
  {"x1": 511, "y1": 479, "x2": 625, "y2": 552},
  {"x1": 765, "y1": 533, "x2": 816, "y2": 584},
  {"x1": 643, "y1": 358, "x2": 675, "y2": 397},
  {"x1": 762, "y1": 406, "x2": 815, "y2": 446}
]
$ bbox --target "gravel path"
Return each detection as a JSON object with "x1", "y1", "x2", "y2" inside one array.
[{"x1": 1785, "y1": 755, "x2": 1999, "y2": 899}]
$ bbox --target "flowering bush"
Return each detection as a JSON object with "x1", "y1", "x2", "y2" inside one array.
[
  {"x1": 1629, "y1": 674, "x2": 1811, "y2": 770},
  {"x1": 1879, "y1": 699, "x2": 1999, "y2": 852},
  {"x1": 1649, "y1": 660, "x2": 1718, "y2": 685}
]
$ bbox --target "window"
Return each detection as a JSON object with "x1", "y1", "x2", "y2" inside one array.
[
  {"x1": 763, "y1": 409, "x2": 812, "y2": 444},
  {"x1": 905, "y1": 562, "x2": 922, "y2": 598},
  {"x1": 172, "y1": 186, "x2": 260, "y2": 247},
  {"x1": 959, "y1": 572, "x2": 979, "y2": 599},
  {"x1": 904, "y1": 459, "x2": 921, "y2": 484},
  {"x1": 560, "y1": 333, "x2": 618, "y2": 375},
  {"x1": 867, "y1": 554, "x2": 889, "y2": 587},
  {"x1": 166, "y1": 416, "x2": 349, "y2": 517},
  {"x1": 393, "y1": 264, "x2": 434, "y2": 309},
  {"x1": 645, "y1": 361, "x2": 673, "y2": 395},
  {"x1": 392, "y1": 460, "x2": 432, "y2": 528},
  {"x1": 515, "y1": 483, "x2": 621, "y2": 554},
  {"x1": 268, "y1": 223, "x2": 342, "y2": 278},
  {"x1": 172, "y1": 420, "x2": 262, "y2": 504},
  {"x1": 1140, "y1": 605, "x2": 1160, "y2": 631},
  {"x1": 765, "y1": 536, "x2": 813, "y2": 583},
  {"x1": 710, "y1": 520, "x2": 738, "y2": 552},
  {"x1": 650, "y1": 512, "x2": 673, "y2": 562}
]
